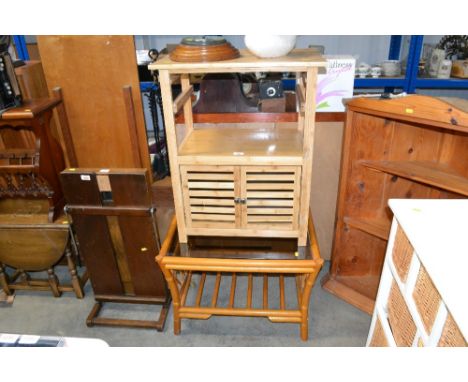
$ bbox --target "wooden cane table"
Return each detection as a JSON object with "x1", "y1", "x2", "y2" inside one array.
[{"x1": 157, "y1": 213, "x2": 323, "y2": 341}]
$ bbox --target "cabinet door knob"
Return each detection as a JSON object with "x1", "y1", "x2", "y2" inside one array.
[{"x1": 234, "y1": 197, "x2": 247, "y2": 204}]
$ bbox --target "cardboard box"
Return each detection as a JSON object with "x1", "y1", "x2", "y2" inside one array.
[{"x1": 316, "y1": 56, "x2": 356, "y2": 112}]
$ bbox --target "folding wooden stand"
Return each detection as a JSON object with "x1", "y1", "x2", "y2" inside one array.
[
  {"x1": 61, "y1": 168, "x2": 170, "y2": 330},
  {"x1": 157, "y1": 213, "x2": 323, "y2": 341}
]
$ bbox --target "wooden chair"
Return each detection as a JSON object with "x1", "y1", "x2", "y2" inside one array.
[
  {"x1": 157, "y1": 212, "x2": 323, "y2": 341},
  {"x1": 61, "y1": 168, "x2": 170, "y2": 330}
]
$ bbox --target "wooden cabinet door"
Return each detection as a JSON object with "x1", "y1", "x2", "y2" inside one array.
[
  {"x1": 181, "y1": 165, "x2": 301, "y2": 232},
  {"x1": 180, "y1": 165, "x2": 240, "y2": 229},
  {"x1": 241, "y1": 166, "x2": 301, "y2": 231}
]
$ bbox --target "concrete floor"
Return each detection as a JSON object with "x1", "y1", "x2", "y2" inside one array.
[{"x1": 0, "y1": 207, "x2": 372, "y2": 346}]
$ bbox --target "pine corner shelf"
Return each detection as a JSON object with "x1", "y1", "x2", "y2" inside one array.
[
  {"x1": 324, "y1": 95, "x2": 468, "y2": 314},
  {"x1": 149, "y1": 49, "x2": 326, "y2": 250}
]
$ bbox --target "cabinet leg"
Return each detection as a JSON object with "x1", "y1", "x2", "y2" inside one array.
[
  {"x1": 297, "y1": 246, "x2": 307, "y2": 259},
  {"x1": 0, "y1": 264, "x2": 12, "y2": 295},
  {"x1": 65, "y1": 247, "x2": 84, "y2": 298},
  {"x1": 179, "y1": 243, "x2": 189, "y2": 257},
  {"x1": 47, "y1": 268, "x2": 61, "y2": 297}
]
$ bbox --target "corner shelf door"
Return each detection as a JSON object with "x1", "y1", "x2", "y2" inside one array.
[{"x1": 180, "y1": 164, "x2": 302, "y2": 233}]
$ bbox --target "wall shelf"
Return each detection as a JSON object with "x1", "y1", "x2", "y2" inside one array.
[
  {"x1": 343, "y1": 216, "x2": 391, "y2": 241},
  {"x1": 360, "y1": 160, "x2": 468, "y2": 197}
]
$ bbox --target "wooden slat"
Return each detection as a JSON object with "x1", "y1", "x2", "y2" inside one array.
[
  {"x1": 190, "y1": 206, "x2": 235, "y2": 214},
  {"x1": 247, "y1": 207, "x2": 293, "y2": 215},
  {"x1": 247, "y1": 273, "x2": 253, "y2": 309},
  {"x1": 188, "y1": 181, "x2": 234, "y2": 189},
  {"x1": 295, "y1": 275, "x2": 302, "y2": 307},
  {"x1": 246, "y1": 199, "x2": 294, "y2": 207},
  {"x1": 189, "y1": 190, "x2": 234, "y2": 197},
  {"x1": 246, "y1": 174, "x2": 296, "y2": 181},
  {"x1": 248, "y1": 215, "x2": 293, "y2": 222},
  {"x1": 186, "y1": 173, "x2": 234, "y2": 181},
  {"x1": 172, "y1": 84, "x2": 194, "y2": 114},
  {"x1": 229, "y1": 273, "x2": 237, "y2": 308},
  {"x1": 192, "y1": 214, "x2": 235, "y2": 222},
  {"x1": 190, "y1": 198, "x2": 234, "y2": 206},
  {"x1": 279, "y1": 274, "x2": 285, "y2": 310},
  {"x1": 195, "y1": 272, "x2": 206, "y2": 307},
  {"x1": 246, "y1": 191, "x2": 294, "y2": 198},
  {"x1": 246, "y1": 183, "x2": 295, "y2": 190},
  {"x1": 263, "y1": 274, "x2": 268, "y2": 309},
  {"x1": 211, "y1": 272, "x2": 221, "y2": 307},
  {"x1": 180, "y1": 271, "x2": 192, "y2": 306}
]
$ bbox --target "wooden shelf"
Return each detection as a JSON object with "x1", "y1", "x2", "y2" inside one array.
[
  {"x1": 343, "y1": 216, "x2": 391, "y2": 241},
  {"x1": 361, "y1": 160, "x2": 468, "y2": 197},
  {"x1": 178, "y1": 127, "x2": 303, "y2": 165}
]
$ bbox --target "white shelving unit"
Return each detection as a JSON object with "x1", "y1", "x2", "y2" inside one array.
[{"x1": 367, "y1": 199, "x2": 467, "y2": 347}]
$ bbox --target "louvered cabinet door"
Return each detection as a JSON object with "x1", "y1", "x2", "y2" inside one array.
[
  {"x1": 180, "y1": 165, "x2": 240, "y2": 229},
  {"x1": 241, "y1": 166, "x2": 301, "y2": 231}
]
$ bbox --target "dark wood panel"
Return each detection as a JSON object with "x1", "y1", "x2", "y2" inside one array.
[
  {"x1": 118, "y1": 215, "x2": 166, "y2": 297},
  {"x1": 71, "y1": 214, "x2": 124, "y2": 295},
  {"x1": 60, "y1": 171, "x2": 101, "y2": 205},
  {"x1": 109, "y1": 171, "x2": 151, "y2": 206}
]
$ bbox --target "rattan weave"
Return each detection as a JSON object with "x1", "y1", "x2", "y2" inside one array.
[
  {"x1": 388, "y1": 281, "x2": 416, "y2": 346},
  {"x1": 392, "y1": 226, "x2": 414, "y2": 282},
  {"x1": 438, "y1": 312, "x2": 467, "y2": 347},
  {"x1": 413, "y1": 265, "x2": 441, "y2": 334},
  {"x1": 369, "y1": 316, "x2": 389, "y2": 347}
]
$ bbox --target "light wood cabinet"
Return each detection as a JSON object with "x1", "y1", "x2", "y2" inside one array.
[{"x1": 148, "y1": 49, "x2": 326, "y2": 250}]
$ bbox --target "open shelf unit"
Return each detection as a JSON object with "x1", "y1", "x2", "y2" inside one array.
[
  {"x1": 322, "y1": 95, "x2": 468, "y2": 314},
  {"x1": 149, "y1": 49, "x2": 326, "y2": 250}
]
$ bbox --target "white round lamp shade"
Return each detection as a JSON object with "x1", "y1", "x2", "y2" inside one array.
[{"x1": 244, "y1": 35, "x2": 297, "y2": 58}]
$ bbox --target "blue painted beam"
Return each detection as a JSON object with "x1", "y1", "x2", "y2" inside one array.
[
  {"x1": 13, "y1": 35, "x2": 29, "y2": 61},
  {"x1": 388, "y1": 36, "x2": 403, "y2": 60},
  {"x1": 140, "y1": 82, "x2": 158, "y2": 92},
  {"x1": 354, "y1": 78, "x2": 405, "y2": 88},
  {"x1": 413, "y1": 78, "x2": 468, "y2": 89}
]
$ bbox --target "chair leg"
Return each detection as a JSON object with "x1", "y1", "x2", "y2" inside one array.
[
  {"x1": 0, "y1": 264, "x2": 12, "y2": 295},
  {"x1": 65, "y1": 247, "x2": 84, "y2": 298},
  {"x1": 47, "y1": 268, "x2": 61, "y2": 297}
]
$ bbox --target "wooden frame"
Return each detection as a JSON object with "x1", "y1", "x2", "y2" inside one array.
[
  {"x1": 156, "y1": 212, "x2": 324, "y2": 341},
  {"x1": 150, "y1": 49, "x2": 325, "y2": 250},
  {"x1": 61, "y1": 168, "x2": 171, "y2": 330}
]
